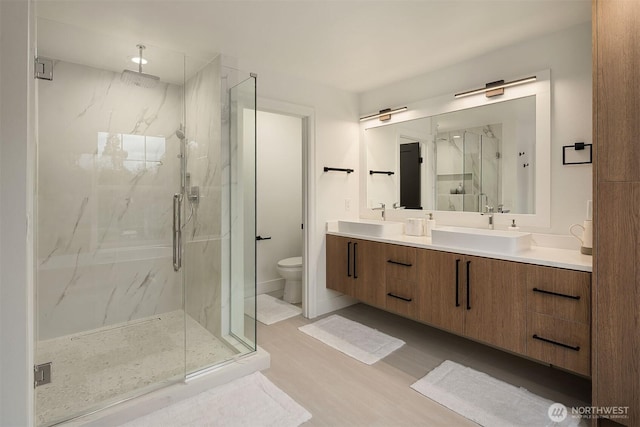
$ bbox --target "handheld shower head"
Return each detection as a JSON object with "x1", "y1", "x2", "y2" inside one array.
[{"x1": 175, "y1": 128, "x2": 186, "y2": 140}]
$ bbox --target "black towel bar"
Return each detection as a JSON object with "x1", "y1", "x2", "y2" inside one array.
[{"x1": 324, "y1": 167, "x2": 354, "y2": 174}]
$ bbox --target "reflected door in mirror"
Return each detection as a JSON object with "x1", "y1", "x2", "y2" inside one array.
[{"x1": 400, "y1": 142, "x2": 422, "y2": 209}]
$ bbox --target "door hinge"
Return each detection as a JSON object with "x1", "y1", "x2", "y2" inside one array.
[
  {"x1": 34, "y1": 362, "x2": 52, "y2": 388},
  {"x1": 34, "y1": 57, "x2": 53, "y2": 81}
]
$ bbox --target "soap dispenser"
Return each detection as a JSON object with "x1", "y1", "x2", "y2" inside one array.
[
  {"x1": 509, "y1": 219, "x2": 520, "y2": 231},
  {"x1": 426, "y1": 212, "x2": 436, "y2": 237}
]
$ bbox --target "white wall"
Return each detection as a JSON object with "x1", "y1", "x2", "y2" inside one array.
[
  {"x1": 360, "y1": 23, "x2": 592, "y2": 235},
  {"x1": 0, "y1": 0, "x2": 35, "y2": 425},
  {"x1": 256, "y1": 111, "x2": 302, "y2": 294}
]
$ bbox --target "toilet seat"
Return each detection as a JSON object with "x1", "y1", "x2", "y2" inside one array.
[{"x1": 277, "y1": 256, "x2": 302, "y2": 269}]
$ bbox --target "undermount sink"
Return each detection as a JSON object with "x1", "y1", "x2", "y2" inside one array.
[
  {"x1": 431, "y1": 225, "x2": 532, "y2": 254},
  {"x1": 338, "y1": 219, "x2": 404, "y2": 237}
]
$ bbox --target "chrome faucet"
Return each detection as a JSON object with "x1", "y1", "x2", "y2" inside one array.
[
  {"x1": 372, "y1": 203, "x2": 386, "y2": 221},
  {"x1": 481, "y1": 205, "x2": 494, "y2": 230},
  {"x1": 497, "y1": 204, "x2": 510, "y2": 214}
]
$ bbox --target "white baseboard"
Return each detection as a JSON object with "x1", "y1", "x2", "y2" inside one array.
[
  {"x1": 314, "y1": 294, "x2": 358, "y2": 318},
  {"x1": 257, "y1": 278, "x2": 284, "y2": 295}
]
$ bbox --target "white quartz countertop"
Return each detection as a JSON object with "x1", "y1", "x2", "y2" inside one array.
[{"x1": 327, "y1": 225, "x2": 592, "y2": 273}]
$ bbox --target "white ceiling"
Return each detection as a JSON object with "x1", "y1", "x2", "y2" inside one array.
[{"x1": 36, "y1": 0, "x2": 591, "y2": 93}]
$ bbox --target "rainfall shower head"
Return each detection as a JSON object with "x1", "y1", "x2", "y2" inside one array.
[{"x1": 121, "y1": 44, "x2": 160, "y2": 88}]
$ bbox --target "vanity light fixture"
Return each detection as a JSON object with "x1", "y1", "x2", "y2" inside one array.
[
  {"x1": 360, "y1": 106, "x2": 407, "y2": 122},
  {"x1": 454, "y1": 76, "x2": 537, "y2": 99}
]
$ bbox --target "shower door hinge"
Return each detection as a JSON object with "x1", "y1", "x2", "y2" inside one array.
[
  {"x1": 34, "y1": 362, "x2": 52, "y2": 388},
  {"x1": 34, "y1": 57, "x2": 53, "y2": 81}
]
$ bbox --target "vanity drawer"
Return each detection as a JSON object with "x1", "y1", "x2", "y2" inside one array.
[
  {"x1": 526, "y1": 312, "x2": 590, "y2": 376},
  {"x1": 385, "y1": 245, "x2": 418, "y2": 282},
  {"x1": 385, "y1": 278, "x2": 417, "y2": 318},
  {"x1": 522, "y1": 264, "x2": 591, "y2": 324}
]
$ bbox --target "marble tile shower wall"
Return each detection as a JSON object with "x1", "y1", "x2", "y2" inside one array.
[
  {"x1": 37, "y1": 60, "x2": 184, "y2": 340},
  {"x1": 184, "y1": 57, "x2": 224, "y2": 337}
]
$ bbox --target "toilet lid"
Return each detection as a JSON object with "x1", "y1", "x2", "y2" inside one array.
[{"x1": 278, "y1": 256, "x2": 302, "y2": 268}]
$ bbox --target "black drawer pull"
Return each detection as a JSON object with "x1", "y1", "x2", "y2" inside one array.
[
  {"x1": 347, "y1": 242, "x2": 352, "y2": 277},
  {"x1": 533, "y1": 287, "x2": 580, "y2": 300},
  {"x1": 532, "y1": 334, "x2": 580, "y2": 351},
  {"x1": 466, "y1": 260, "x2": 471, "y2": 310},
  {"x1": 455, "y1": 259, "x2": 460, "y2": 307},
  {"x1": 387, "y1": 259, "x2": 413, "y2": 267},
  {"x1": 353, "y1": 242, "x2": 358, "y2": 279},
  {"x1": 387, "y1": 292, "x2": 412, "y2": 302}
]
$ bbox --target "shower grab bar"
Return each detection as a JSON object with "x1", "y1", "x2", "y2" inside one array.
[{"x1": 173, "y1": 193, "x2": 182, "y2": 271}]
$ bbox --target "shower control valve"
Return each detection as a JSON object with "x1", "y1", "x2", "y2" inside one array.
[{"x1": 189, "y1": 186, "x2": 200, "y2": 203}]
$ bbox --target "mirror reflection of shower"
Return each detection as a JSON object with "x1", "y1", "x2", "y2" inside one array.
[{"x1": 435, "y1": 124, "x2": 502, "y2": 213}]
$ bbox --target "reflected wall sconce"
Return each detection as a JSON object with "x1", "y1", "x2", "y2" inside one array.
[
  {"x1": 360, "y1": 106, "x2": 407, "y2": 122},
  {"x1": 454, "y1": 76, "x2": 537, "y2": 99}
]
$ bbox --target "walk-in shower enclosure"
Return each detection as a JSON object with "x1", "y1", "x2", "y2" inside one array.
[{"x1": 34, "y1": 17, "x2": 257, "y2": 426}]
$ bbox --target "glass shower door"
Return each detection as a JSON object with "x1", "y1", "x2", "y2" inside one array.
[
  {"x1": 182, "y1": 63, "x2": 257, "y2": 374},
  {"x1": 34, "y1": 21, "x2": 188, "y2": 426},
  {"x1": 228, "y1": 75, "x2": 257, "y2": 351}
]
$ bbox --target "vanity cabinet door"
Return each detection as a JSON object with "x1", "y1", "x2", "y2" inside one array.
[
  {"x1": 417, "y1": 249, "x2": 464, "y2": 335},
  {"x1": 353, "y1": 239, "x2": 386, "y2": 308},
  {"x1": 326, "y1": 235, "x2": 386, "y2": 306},
  {"x1": 463, "y1": 256, "x2": 526, "y2": 354},
  {"x1": 326, "y1": 235, "x2": 353, "y2": 297}
]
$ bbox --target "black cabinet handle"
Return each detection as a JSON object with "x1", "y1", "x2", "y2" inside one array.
[
  {"x1": 256, "y1": 235, "x2": 272, "y2": 241},
  {"x1": 353, "y1": 242, "x2": 358, "y2": 279},
  {"x1": 387, "y1": 259, "x2": 413, "y2": 267},
  {"x1": 347, "y1": 242, "x2": 352, "y2": 277},
  {"x1": 387, "y1": 292, "x2": 412, "y2": 302},
  {"x1": 532, "y1": 334, "x2": 580, "y2": 352},
  {"x1": 533, "y1": 287, "x2": 581, "y2": 300},
  {"x1": 455, "y1": 259, "x2": 461, "y2": 307},
  {"x1": 466, "y1": 260, "x2": 471, "y2": 310}
]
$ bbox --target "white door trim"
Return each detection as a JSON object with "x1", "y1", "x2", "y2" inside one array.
[{"x1": 256, "y1": 98, "x2": 316, "y2": 318}]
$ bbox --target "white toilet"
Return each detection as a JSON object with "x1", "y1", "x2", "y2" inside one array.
[{"x1": 277, "y1": 256, "x2": 303, "y2": 304}]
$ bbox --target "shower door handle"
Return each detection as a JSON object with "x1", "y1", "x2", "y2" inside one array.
[{"x1": 173, "y1": 193, "x2": 182, "y2": 271}]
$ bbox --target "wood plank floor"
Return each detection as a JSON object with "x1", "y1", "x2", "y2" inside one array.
[{"x1": 258, "y1": 303, "x2": 590, "y2": 426}]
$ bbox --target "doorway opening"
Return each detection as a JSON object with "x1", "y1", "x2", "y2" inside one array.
[{"x1": 255, "y1": 101, "x2": 313, "y2": 319}]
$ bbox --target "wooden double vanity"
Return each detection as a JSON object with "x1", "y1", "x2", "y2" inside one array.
[{"x1": 326, "y1": 232, "x2": 592, "y2": 377}]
